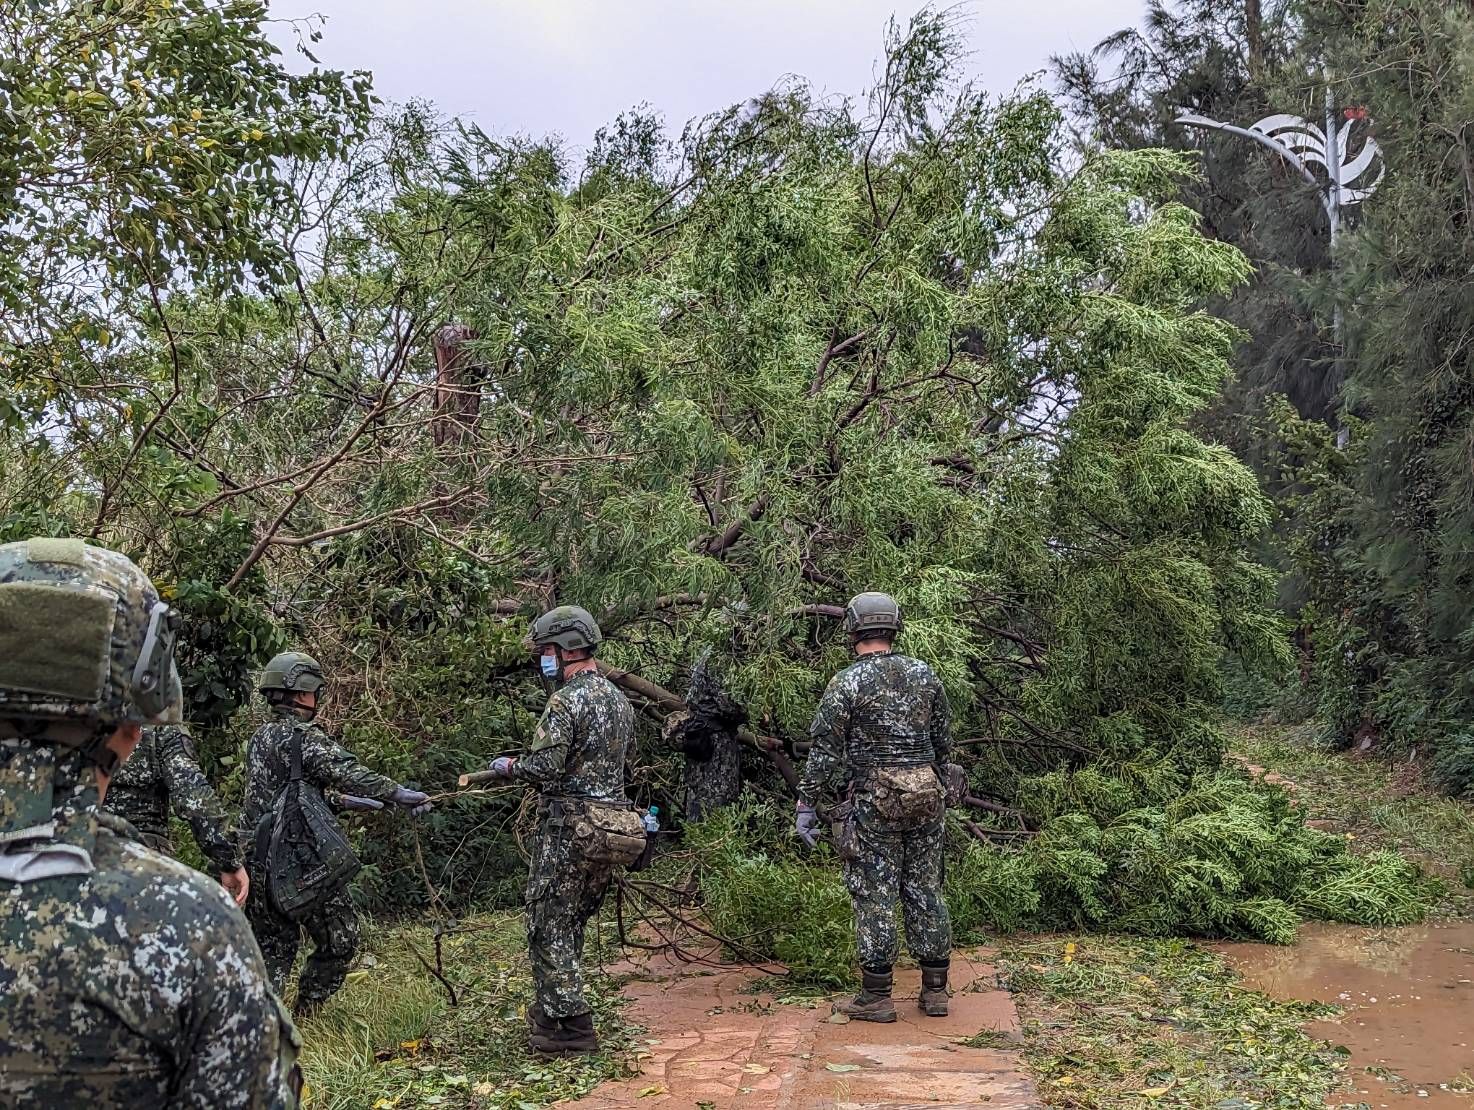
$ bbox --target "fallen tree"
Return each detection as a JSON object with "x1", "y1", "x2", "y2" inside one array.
[{"x1": 2, "y1": 9, "x2": 1434, "y2": 938}]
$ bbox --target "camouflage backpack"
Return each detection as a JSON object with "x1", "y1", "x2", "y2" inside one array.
[{"x1": 253, "y1": 724, "x2": 360, "y2": 920}]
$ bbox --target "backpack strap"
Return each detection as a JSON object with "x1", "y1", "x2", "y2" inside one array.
[{"x1": 288, "y1": 723, "x2": 304, "y2": 783}]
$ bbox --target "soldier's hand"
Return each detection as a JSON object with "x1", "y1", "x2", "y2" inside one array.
[
  {"x1": 220, "y1": 867, "x2": 250, "y2": 907},
  {"x1": 795, "y1": 801, "x2": 821, "y2": 848},
  {"x1": 337, "y1": 793, "x2": 386, "y2": 811},
  {"x1": 487, "y1": 755, "x2": 517, "y2": 778},
  {"x1": 391, "y1": 786, "x2": 433, "y2": 817}
]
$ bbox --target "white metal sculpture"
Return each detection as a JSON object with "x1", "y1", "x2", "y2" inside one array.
[
  {"x1": 1175, "y1": 103, "x2": 1384, "y2": 248},
  {"x1": 1250, "y1": 112, "x2": 1384, "y2": 205}
]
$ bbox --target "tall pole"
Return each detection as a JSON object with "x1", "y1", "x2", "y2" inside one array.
[
  {"x1": 1323, "y1": 78, "x2": 1349, "y2": 445},
  {"x1": 1323, "y1": 80, "x2": 1340, "y2": 251}
]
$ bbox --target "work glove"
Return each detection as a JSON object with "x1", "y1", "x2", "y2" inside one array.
[
  {"x1": 335, "y1": 793, "x2": 386, "y2": 812},
  {"x1": 487, "y1": 755, "x2": 517, "y2": 778},
  {"x1": 794, "y1": 801, "x2": 821, "y2": 848},
  {"x1": 391, "y1": 786, "x2": 433, "y2": 817}
]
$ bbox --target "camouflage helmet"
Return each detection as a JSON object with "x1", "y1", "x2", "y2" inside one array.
[
  {"x1": 844, "y1": 591, "x2": 903, "y2": 640},
  {"x1": 529, "y1": 605, "x2": 603, "y2": 653},
  {"x1": 259, "y1": 651, "x2": 326, "y2": 696},
  {"x1": 0, "y1": 537, "x2": 184, "y2": 735}
]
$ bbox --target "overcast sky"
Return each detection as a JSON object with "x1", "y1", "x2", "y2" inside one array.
[{"x1": 266, "y1": 1, "x2": 1144, "y2": 149}]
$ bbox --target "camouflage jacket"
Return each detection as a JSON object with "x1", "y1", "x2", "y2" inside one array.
[
  {"x1": 798, "y1": 651, "x2": 952, "y2": 807},
  {"x1": 103, "y1": 724, "x2": 242, "y2": 872},
  {"x1": 685, "y1": 650, "x2": 747, "y2": 756},
  {"x1": 513, "y1": 671, "x2": 634, "y2": 803},
  {"x1": 241, "y1": 708, "x2": 399, "y2": 841},
  {"x1": 0, "y1": 808, "x2": 300, "y2": 1108}
]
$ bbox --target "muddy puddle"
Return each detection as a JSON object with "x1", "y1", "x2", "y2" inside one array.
[{"x1": 1219, "y1": 921, "x2": 1474, "y2": 1107}]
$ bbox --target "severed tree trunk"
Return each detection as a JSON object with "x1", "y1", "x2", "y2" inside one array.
[{"x1": 431, "y1": 324, "x2": 482, "y2": 450}]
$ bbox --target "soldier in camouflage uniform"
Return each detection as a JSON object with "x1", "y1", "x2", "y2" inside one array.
[
  {"x1": 796, "y1": 591, "x2": 954, "y2": 1022},
  {"x1": 485, "y1": 605, "x2": 636, "y2": 1055},
  {"x1": 103, "y1": 722, "x2": 250, "y2": 904},
  {"x1": 663, "y1": 647, "x2": 746, "y2": 822},
  {"x1": 242, "y1": 651, "x2": 432, "y2": 1017},
  {"x1": 0, "y1": 537, "x2": 300, "y2": 1108}
]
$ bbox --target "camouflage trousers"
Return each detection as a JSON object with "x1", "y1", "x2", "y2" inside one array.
[
  {"x1": 526, "y1": 820, "x2": 612, "y2": 1020},
  {"x1": 841, "y1": 815, "x2": 951, "y2": 970},
  {"x1": 248, "y1": 882, "x2": 361, "y2": 1013}
]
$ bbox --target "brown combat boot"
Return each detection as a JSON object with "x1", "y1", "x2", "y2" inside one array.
[
  {"x1": 918, "y1": 962, "x2": 949, "y2": 1017},
  {"x1": 529, "y1": 1011, "x2": 599, "y2": 1055},
  {"x1": 833, "y1": 968, "x2": 897, "y2": 1023}
]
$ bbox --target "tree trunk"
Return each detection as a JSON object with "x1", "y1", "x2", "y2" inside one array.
[
  {"x1": 1245, "y1": 0, "x2": 1263, "y2": 71},
  {"x1": 432, "y1": 324, "x2": 481, "y2": 449}
]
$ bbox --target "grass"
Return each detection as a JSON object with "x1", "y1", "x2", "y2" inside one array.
[
  {"x1": 996, "y1": 935, "x2": 1348, "y2": 1110},
  {"x1": 995, "y1": 720, "x2": 1474, "y2": 1109},
  {"x1": 1231, "y1": 719, "x2": 1474, "y2": 913},
  {"x1": 295, "y1": 912, "x2": 638, "y2": 1109}
]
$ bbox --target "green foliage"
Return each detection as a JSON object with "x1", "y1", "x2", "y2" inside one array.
[
  {"x1": 169, "y1": 512, "x2": 284, "y2": 728},
  {"x1": 1294, "y1": 848, "x2": 1429, "y2": 927},
  {"x1": 683, "y1": 803, "x2": 855, "y2": 986},
  {"x1": 1234, "y1": 720, "x2": 1474, "y2": 916},
  {"x1": 0, "y1": 0, "x2": 370, "y2": 314},
  {"x1": 1055, "y1": 0, "x2": 1339, "y2": 437},
  {"x1": 688, "y1": 773, "x2": 1434, "y2": 961},
  {"x1": 1012, "y1": 770, "x2": 1431, "y2": 942},
  {"x1": 944, "y1": 841, "x2": 1043, "y2": 940},
  {"x1": 1070, "y1": 2, "x2": 1474, "y2": 794},
  {"x1": 1432, "y1": 733, "x2": 1474, "y2": 798}
]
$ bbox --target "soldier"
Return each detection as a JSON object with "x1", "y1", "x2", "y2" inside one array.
[
  {"x1": 796, "y1": 591, "x2": 953, "y2": 1022},
  {"x1": 103, "y1": 722, "x2": 250, "y2": 905},
  {"x1": 484, "y1": 605, "x2": 636, "y2": 1055},
  {"x1": 663, "y1": 647, "x2": 746, "y2": 822},
  {"x1": 242, "y1": 651, "x2": 432, "y2": 1018},
  {"x1": 0, "y1": 537, "x2": 299, "y2": 1107}
]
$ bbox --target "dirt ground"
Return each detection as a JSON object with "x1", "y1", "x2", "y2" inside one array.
[{"x1": 568, "y1": 948, "x2": 1042, "y2": 1110}]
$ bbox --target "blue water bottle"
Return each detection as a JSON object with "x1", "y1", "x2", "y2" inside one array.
[{"x1": 642, "y1": 805, "x2": 660, "y2": 834}]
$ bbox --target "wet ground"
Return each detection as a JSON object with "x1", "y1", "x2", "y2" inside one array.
[
  {"x1": 570, "y1": 948, "x2": 1041, "y2": 1109},
  {"x1": 1219, "y1": 921, "x2": 1474, "y2": 1108}
]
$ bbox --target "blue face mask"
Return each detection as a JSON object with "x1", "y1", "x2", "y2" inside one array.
[{"x1": 539, "y1": 655, "x2": 560, "y2": 680}]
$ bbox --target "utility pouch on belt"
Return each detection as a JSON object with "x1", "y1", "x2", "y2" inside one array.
[
  {"x1": 941, "y1": 762, "x2": 967, "y2": 808},
  {"x1": 868, "y1": 764, "x2": 945, "y2": 826},
  {"x1": 568, "y1": 799, "x2": 646, "y2": 867}
]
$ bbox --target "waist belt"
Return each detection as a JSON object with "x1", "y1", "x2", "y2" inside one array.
[{"x1": 539, "y1": 795, "x2": 633, "y2": 824}]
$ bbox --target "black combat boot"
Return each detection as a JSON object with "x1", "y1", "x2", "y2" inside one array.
[
  {"x1": 833, "y1": 967, "x2": 897, "y2": 1023},
  {"x1": 918, "y1": 961, "x2": 949, "y2": 1017},
  {"x1": 529, "y1": 1011, "x2": 599, "y2": 1055},
  {"x1": 526, "y1": 1002, "x2": 558, "y2": 1038}
]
